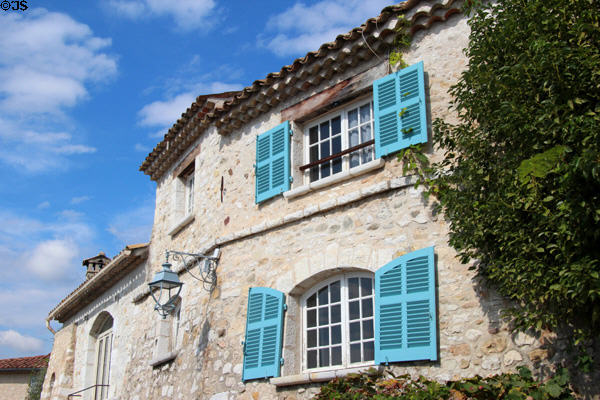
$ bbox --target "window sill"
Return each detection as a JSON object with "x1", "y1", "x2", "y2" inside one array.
[
  {"x1": 150, "y1": 351, "x2": 178, "y2": 368},
  {"x1": 270, "y1": 365, "x2": 382, "y2": 387},
  {"x1": 168, "y1": 214, "x2": 195, "y2": 237},
  {"x1": 284, "y1": 158, "x2": 385, "y2": 200}
]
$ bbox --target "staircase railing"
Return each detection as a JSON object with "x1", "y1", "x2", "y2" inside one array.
[{"x1": 67, "y1": 384, "x2": 109, "y2": 399}]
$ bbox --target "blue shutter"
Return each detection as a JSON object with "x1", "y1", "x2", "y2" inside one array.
[
  {"x1": 255, "y1": 121, "x2": 291, "y2": 203},
  {"x1": 242, "y1": 287, "x2": 286, "y2": 381},
  {"x1": 373, "y1": 61, "x2": 428, "y2": 158},
  {"x1": 374, "y1": 246, "x2": 437, "y2": 364}
]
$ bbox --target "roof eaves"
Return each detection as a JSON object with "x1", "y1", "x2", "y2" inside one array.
[{"x1": 47, "y1": 243, "x2": 149, "y2": 323}]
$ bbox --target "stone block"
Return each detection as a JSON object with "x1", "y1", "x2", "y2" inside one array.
[
  {"x1": 503, "y1": 350, "x2": 523, "y2": 366},
  {"x1": 481, "y1": 337, "x2": 507, "y2": 354}
]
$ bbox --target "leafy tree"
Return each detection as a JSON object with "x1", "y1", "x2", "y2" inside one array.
[{"x1": 422, "y1": 0, "x2": 600, "y2": 358}]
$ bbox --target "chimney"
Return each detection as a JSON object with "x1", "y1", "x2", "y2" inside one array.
[{"x1": 82, "y1": 252, "x2": 111, "y2": 280}]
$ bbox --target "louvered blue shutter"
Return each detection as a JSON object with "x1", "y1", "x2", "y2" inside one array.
[
  {"x1": 373, "y1": 61, "x2": 428, "y2": 158},
  {"x1": 374, "y1": 246, "x2": 437, "y2": 364},
  {"x1": 242, "y1": 287, "x2": 286, "y2": 381},
  {"x1": 255, "y1": 121, "x2": 291, "y2": 203}
]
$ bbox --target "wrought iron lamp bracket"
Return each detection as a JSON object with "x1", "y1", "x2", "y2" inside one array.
[{"x1": 166, "y1": 248, "x2": 220, "y2": 291}]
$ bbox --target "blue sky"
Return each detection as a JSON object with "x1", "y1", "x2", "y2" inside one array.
[{"x1": 0, "y1": 0, "x2": 393, "y2": 358}]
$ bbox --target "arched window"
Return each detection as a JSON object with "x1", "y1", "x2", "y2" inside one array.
[{"x1": 301, "y1": 273, "x2": 375, "y2": 371}]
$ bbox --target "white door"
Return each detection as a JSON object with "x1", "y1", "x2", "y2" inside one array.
[{"x1": 95, "y1": 329, "x2": 112, "y2": 400}]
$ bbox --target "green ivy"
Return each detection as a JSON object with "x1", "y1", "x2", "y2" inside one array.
[
  {"x1": 389, "y1": 16, "x2": 411, "y2": 69},
  {"x1": 399, "y1": 0, "x2": 600, "y2": 361},
  {"x1": 314, "y1": 367, "x2": 574, "y2": 399}
]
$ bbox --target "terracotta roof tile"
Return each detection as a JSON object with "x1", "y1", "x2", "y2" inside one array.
[{"x1": 0, "y1": 354, "x2": 49, "y2": 370}]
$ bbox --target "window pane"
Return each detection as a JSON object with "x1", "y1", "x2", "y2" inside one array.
[
  {"x1": 318, "y1": 287, "x2": 329, "y2": 305},
  {"x1": 360, "y1": 124, "x2": 372, "y2": 143},
  {"x1": 307, "y1": 329, "x2": 317, "y2": 348},
  {"x1": 310, "y1": 166, "x2": 319, "y2": 182},
  {"x1": 331, "y1": 325, "x2": 342, "y2": 344},
  {"x1": 362, "y1": 146, "x2": 373, "y2": 164},
  {"x1": 318, "y1": 307, "x2": 329, "y2": 325},
  {"x1": 320, "y1": 121, "x2": 330, "y2": 141},
  {"x1": 307, "y1": 350, "x2": 317, "y2": 369},
  {"x1": 330, "y1": 281, "x2": 340, "y2": 303},
  {"x1": 332, "y1": 157, "x2": 342, "y2": 174},
  {"x1": 349, "y1": 301, "x2": 360, "y2": 321},
  {"x1": 321, "y1": 161, "x2": 330, "y2": 178},
  {"x1": 331, "y1": 305, "x2": 341, "y2": 324},
  {"x1": 363, "y1": 341, "x2": 374, "y2": 362},
  {"x1": 309, "y1": 145, "x2": 319, "y2": 163},
  {"x1": 331, "y1": 346, "x2": 342, "y2": 366},
  {"x1": 348, "y1": 278, "x2": 359, "y2": 299},
  {"x1": 350, "y1": 153, "x2": 360, "y2": 169},
  {"x1": 362, "y1": 298, "x2": 373, "y2": 318},
  {"x1": 307, "y1": 294, "x2": 316, "y2": 308},
  {"x1": 309, "y1": 126, "x2": 319, "y2": 144},
  {"x1": 350, "y1": 343, "x2": 361, "y2": 363},
  {"x1": 348, "y1": 109, "x2": 358, "y2": 128},
  {"x1": 362, "y1": 320, "x2": 374, "y2": 340},
  {"x1": 307, "y1": 309, "x2": 316, "y2": 328},
  {"x1": 349, "y1": 321, "x2": 360, "y2": 342},
  {"x1": 331, "y1": 116, "x2": 341, "y2": 135},
  {"x1": 348, "y1": 128, "x2": 359, "y2": 147},
  {"x1": 361, "y1": 278, "x2": 372, "y2": 296},
  {"x1": 320, "y1": 141, "x2": 330, "y2": 158},
  {"x1": 319, "y1": 327, "x2": 329, "y2": 346},
  {"x1": 360, "y1": 104, "x2": 371, "y2": 123},
  {"x1": 319, "y1": 348, "x2": 330, "y2": 367},
  {"x1": 332, "y1": 135, "x2": 341, "y2": 154}
]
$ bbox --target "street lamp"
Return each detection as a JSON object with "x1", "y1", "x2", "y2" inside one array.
[{"x1": 148, "y1": 254, "x2": 183, "y2": 318}]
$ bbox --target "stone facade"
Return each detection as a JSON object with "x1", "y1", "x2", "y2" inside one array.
[{"x1": 42, "y1": 2, "x2": 558, "y2": 400}]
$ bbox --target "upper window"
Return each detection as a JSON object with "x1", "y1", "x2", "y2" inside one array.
[
  {"x1": 302, "y1": 273, "x2": 375, "y2": 371},
  {"x1": 303, "y1": 99, "x2": 375, "y2": 183}
]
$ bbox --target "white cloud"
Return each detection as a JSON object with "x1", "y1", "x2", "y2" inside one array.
[
  {"x1": 70, "y1": 196, "x2": 91, "y2": 205},
  {"x1": 0, "y1": 330, "x2": 44, "y2": 353},
  {"x1": 0, "y1": 9, "x2": 116, "y2": 114},
  {"x1": 134, "y1": 143, "x2": 151, "y2": 152},
  {"x1": 138, "y1": 92, "x2": 196, "y2": 127},
  {"x1": 0, "y1": 9, "x2": 115, "y2": 173},
  {"x1": 23, "y1": 239, "x2": 79, "y2": 281},
  {"x1": 107, "y1": 199, "x2": 154, "y2": 245},
  {"x1": 261, "y1": 0, "x2": 391, "y2": 57},
  {"x1": 108, "y1": 0, "x2": 217, "y2": 31},
  {"x1": 37, "y1": 201, "x2": 51, "y2": 209},
  {"x1": 138, "y1": 81, "x2": 242, "y2": 134}
]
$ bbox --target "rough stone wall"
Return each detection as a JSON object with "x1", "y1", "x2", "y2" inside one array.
[
  {"x1": 42, "y1": 9, "x2": 560, "y2": 400},
  {"x1": 0, "y1": 372, "x2": 31, "y2": 400},
  {"x1": 41, "y1": 323, "x2": 75, "y2": 400}
]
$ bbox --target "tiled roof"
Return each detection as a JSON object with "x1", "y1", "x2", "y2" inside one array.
[
  {"x1": 47, "y1": 243, "x2": 149, "y2": 324},
  {"x1": 140, "y1": 0, "x2": 464, "y2": 181},
  {"x1": 0, "y1": 354, "x2": 49, "y2": 371}
]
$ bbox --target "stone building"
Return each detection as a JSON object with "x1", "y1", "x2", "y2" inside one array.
[
  {"x1": 41, "y1": 1, "x2": 555, "y2": 399},
  {"x1": 0, "y1": 353, "x2": 49, "y2": 400}
]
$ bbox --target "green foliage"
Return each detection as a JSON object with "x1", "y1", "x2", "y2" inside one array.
[
  {"x1": 389, "y1": 16, "x2": 410, "y2": 69},
  {"x1": 314, "y1": 367, "x2": 574, "y2": 399},
  {"x1": 418, "y1": 0, "x2": 600, "y2": 354},
  {"x1": 27, "y1": 367, "x2": 46, "y2": 400}
]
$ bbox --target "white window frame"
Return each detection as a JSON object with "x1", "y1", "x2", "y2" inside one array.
[
  {"x1": 300, "y1": 272, "x2": 375, "y2": 373},
  {"x1": 302, "y1": 96, "x2": 375, "y2": 185}
]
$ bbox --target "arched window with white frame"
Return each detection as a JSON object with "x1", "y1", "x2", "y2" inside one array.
[{"x1": 301, "y1": 272, "x2": 375, "y2": 371}]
